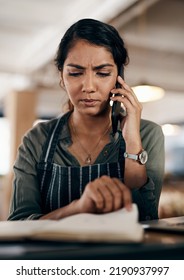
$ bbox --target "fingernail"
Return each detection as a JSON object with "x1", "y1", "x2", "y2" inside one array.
[{"x1": 126, "y1": 204, "x2": 132, "y2": 211}]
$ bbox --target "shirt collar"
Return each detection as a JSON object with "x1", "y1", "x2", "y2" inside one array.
[
  {"x1": 57, "y1": 110, "x2": 119, "y2": 145},
  {"x1": 58, "y1": 111, "x2": 72, "y2": 146}
]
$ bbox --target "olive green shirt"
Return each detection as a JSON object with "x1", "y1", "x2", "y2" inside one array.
[{"x1": 8, "y1": 113, "x2": 165, "y2": 221}]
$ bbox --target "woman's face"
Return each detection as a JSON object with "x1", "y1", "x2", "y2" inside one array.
[{"x1": 61, "y1": 39, "x2": 118, "y2": 116}]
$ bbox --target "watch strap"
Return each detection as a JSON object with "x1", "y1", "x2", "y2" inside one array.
[
  {"x1": 124, "y1": 152, "x2": 138, "y2": 161},
  {"x1": 124, "y1": 149, "x2": 148, "y2": 165}
]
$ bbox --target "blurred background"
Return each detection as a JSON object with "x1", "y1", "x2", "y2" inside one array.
[{"x1": 0, "y1": 0, "x2": 184, "y2": 220}]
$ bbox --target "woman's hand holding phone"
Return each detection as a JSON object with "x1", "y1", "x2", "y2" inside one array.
[
  {"x1": 110, "y1": 76, "x2": 147, "y2": 190},
  {"x1": 110, "y1": 76, "x2": 142, "y2": 147}
]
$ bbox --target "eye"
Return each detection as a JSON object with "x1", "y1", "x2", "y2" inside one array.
[
  {"x1": 97, "y1": 72, "x2": 111, "y2": 77},
  {"x1": 68, "y1": 72, "x2": 83, "y2": 77}
]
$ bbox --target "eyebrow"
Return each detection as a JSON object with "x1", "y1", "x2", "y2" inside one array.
[{"x1": 66, "y1": 63, "x2": 114, "y2": 70}]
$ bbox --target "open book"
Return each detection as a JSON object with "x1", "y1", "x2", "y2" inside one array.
[{"x1": 0, "y1": 204, "x2": 143, "y2": 243}]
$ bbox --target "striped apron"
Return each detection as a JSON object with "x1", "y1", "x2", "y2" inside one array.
[
  {"x1": 36, "y1": 114, "x2": 158, "y2": 221},
  {"x1": 37, "y1": 116, "x2": 125, "y2": 214}
]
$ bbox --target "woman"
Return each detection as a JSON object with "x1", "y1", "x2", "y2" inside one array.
[{"x1": 8, "y1": 18, "x2": 165, "y2": 221}]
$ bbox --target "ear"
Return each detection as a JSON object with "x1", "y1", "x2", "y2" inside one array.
[
  {"x1": 59, "y1": 72, "x2": 65, "y2": 89},
  {"x1": 59, "y1": 79, "x2": 65, "y2": 88}
]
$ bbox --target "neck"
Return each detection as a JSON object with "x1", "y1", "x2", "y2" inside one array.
[
  {"x1": 70, "y1": 110, "x2": 112, "y2": 165},
  {"x1": 71, "y1": 109, "x2": 111, "y2": 135}
]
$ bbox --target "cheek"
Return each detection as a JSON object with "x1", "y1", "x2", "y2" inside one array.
[
  {"x1": 62, "y1": 72, "x2": 83, "y2": 103},
  {"x1": 63, "y1": 78, "x2": 79, "y2": 96},
  {"x1": 101, "y1": 78, "x2": 116, "y2": 96}
]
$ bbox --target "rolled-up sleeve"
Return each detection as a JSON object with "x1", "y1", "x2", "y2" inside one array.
[
  {"x1": 134, "y1": 120, "x2": 165, "y2": 221},
  {"x1": 8, "y1": 123, "x2": 48, "y2": 220}
]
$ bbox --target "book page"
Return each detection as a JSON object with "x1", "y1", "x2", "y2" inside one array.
[
  {"x1": 0, "y1": 220, "x2": 53, "y2": 240},
  {"x1": 33, "y1": 204, "x2": 143, "y2": 242},
  {"x1": 0, "y1": 204, "x2": 143, "y2": 243}
]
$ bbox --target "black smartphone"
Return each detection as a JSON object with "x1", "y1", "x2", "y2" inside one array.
[{"x1": 111, "y1": 67, "x2": 124, "y2": 135}]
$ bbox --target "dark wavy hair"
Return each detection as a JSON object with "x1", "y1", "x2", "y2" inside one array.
[{"x1": 55, "y1": 18, "x2": 129, "y2": 74}]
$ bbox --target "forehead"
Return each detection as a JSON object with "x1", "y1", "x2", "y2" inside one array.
[{"x1": 65, "y1": 40, "x2": 115, "y2": 65}]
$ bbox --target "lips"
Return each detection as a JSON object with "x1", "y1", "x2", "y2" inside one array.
[{"x1": 81, "y1": 99, "x2": 99, "y2": 106}]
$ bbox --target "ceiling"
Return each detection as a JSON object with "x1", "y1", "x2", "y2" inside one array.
[{"x1": 0, "y1": 0, "x2": 184, "y2": 124}]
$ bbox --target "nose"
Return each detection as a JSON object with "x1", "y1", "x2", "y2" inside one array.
[{"x1": 82, "y1": 73, "x2": 96, "y2": 94}]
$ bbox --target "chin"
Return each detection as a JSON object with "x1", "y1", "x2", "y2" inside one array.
[{"x1": 77, "y1": 101, "x2": 110, "y2": 116}]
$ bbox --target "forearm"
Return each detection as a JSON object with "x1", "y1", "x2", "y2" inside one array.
[
  {"x1": 39, "y1": 200, "x2": 80, "y2": 220},
  {"x1": 124, "y1": 160, "x2": 147, "y2": 189},
  {"x1": 124, "y1": 139, "x2": 147, "y2": 189},
  {"x1": 132, "y1": 177, "x2": 158, "y2": 221}
]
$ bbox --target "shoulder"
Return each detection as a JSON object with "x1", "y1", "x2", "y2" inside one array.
[
  {"x1": 16, "y1": 118, "x2": 59, "y2": 164},
  {"x1": 140, "y1": 119, "x2": 164, "y2": 150},
  {"x1": 140, "y1": 119, "x2": 164, "y2": 137},
  {"x1": 24, "y1": 112, "x2": 70, "y2": 145},
  {"x1": 16, "y1": 112, "x2": 70, "y2": 165},
  {"x1": 25, "y1": 117, "x2": 58, "y2": 146}
]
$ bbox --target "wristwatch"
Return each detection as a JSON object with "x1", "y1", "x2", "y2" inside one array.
[{"x1": 124, "y1": 149, "x2": 148, "y2": 165}]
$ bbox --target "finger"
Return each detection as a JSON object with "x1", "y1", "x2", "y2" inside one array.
[
  {"x1": 111, "y1": 88, "x2": 140, "y2": 108},
  {"x1": 99, "y1": 176, "x2": 122, "y2": 211},
  {"x1": 122, "y1": 88, "x2": 141, "y2": 107},
  {"x1": 117, "y1": 76, "x2": 141, "y2": 104},
  {"x1": 110, "y1": 94, "x2": 136, "y2": 114},
  {"x1": 85, "y1": 182, "x2": 104, "y2": 210},
  {"x1": 111, "y1": 93, "x2": 142, "y2": 116},
  {"x1": 94, "y1": 179, "x2": 114, "y2": 212},
  {"x1": 112, "y1": 178, "x2": 132, "y2": 211},
  {"x1": 117, "y1": 76, "x2": 134, "y2": 94}
]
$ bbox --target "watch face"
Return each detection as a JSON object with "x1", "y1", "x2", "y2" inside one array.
[{"x1": 139, "y1": 150, "x2": 148, "y2": 164}]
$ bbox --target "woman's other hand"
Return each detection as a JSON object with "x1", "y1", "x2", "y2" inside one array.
[{"x1": 76, "y1": 175, "x2": 132, "y2": 214}]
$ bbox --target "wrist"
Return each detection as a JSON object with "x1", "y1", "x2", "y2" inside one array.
[
  {"x1": 125, "y1": 142, "x2": 143, "y2": 154},
  {"x1": 124, "y1": 149, "x2": 148, "y2": 165},
  {"x1": 70, "y1": 199, "x2": 81, "y2": 214},
  {"x1": 123, "y1": 134, "x2": 142, "y2": 149}
]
